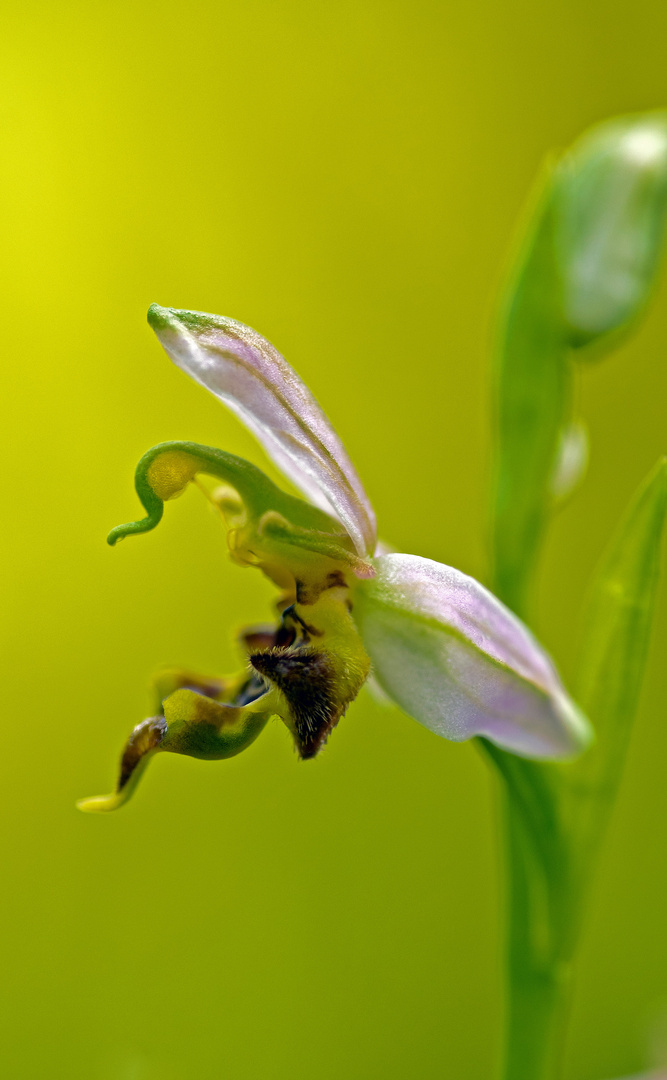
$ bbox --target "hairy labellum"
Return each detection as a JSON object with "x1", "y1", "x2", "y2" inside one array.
[{"x1": 250, "y1": 648, "x2": 342, "y2": 759}]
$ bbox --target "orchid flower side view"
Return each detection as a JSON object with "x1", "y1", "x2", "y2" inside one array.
[
  {"x1": 77, "y1": 304, "x2": 590, "y2": 814},
  {"x1": 78, "y1": 110, "x2": 667, "y2": 1080}
]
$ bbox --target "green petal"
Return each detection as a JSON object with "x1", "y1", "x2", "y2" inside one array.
[{"x1": 77, "y1": 691, "x2": 271, "y2": 813}]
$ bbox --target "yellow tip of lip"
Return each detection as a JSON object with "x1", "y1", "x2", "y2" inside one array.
[{"x1": 76, "y1": 793, "x2": 124, "y2": 814}]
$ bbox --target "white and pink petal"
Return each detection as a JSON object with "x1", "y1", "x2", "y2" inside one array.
[{"x1": 353, "y1": 553, "x2": 591, "y2": 759}]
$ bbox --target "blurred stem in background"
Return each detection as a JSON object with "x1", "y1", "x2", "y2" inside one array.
[{"x1": 486, "y1": 113, "x2": 667, "y2": 1080}]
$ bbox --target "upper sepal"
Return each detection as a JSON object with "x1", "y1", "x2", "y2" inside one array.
[
  {"x1": 147, "y1": 304, "x2": 377, "y2": 557},
  {"x1": 353, "y1": 553, "x2": 592, "y2": 759}
]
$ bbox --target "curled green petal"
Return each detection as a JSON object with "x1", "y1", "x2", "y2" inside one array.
[
  {"x1": 160, "y1": 688, "x2": 270, "y2": 759},
  {"x1": 107, "y1": 441, "x2": 282, "y2": 546},
  {"x1": 106, "y1": 442, "x2": 355, "y2": 566},
  {"x1": 76, "y1": 715, "x2": 166, "y2": 813},
  {"x1": 107, "y1": 486, "x2": 164, "y2": 546},
  {"x1": 76, "y1": 690, "x2": 271, "y2": 813}
]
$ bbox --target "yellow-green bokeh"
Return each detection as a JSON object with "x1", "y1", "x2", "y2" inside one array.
[{"x1": 2, "y1": 2, "x2": 667, "y2": 1077}]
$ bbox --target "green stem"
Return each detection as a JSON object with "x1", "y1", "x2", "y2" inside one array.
[
  {"x1": 480, "y1": 743, "x2": 580, "y2": 1080},
  {"x1": 501, "y1": 794, "x2": 573, "y2": 1080}
]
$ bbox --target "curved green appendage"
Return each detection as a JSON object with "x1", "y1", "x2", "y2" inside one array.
[
  {"x1": 161, "y1": 688, "x2": 270, "y2": 760},
  {"x1": 107, "y1": 476, "x2": 164, "y2": 545},
  {"x1": 77, "y1": 715, "x2": 167, "y2": 813},
  {"x1": 107, "y1": 440, "x2": 343, "y2": 547},
  {"x1": 107, "y1": 441, "x2": 276, "y2": 546},
  {"x1": 76, "y1": 689, "x2": 272, "y2": 813}
]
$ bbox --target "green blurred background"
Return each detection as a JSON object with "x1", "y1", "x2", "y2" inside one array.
[{"x1": 2, "y1": 2, "x2": 667, "y2": 1077}]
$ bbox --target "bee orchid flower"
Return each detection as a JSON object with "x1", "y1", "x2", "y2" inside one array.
[{"x1": 77, "y1": 305, "x2": 591, "y2": 812}]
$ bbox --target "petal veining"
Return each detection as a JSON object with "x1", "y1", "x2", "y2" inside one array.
[{"x1": 147, "y1": 304, "x2": 377, "y2": 556}]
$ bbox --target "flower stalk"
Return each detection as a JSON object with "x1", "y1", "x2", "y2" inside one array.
[{"x1": 489, "y1": 112, "x2": 667, "y2": 1080}]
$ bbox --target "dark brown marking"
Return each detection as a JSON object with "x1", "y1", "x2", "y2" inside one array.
[
  {"x1": 240, "y1": 620, "x2": 297, "y2": 654},
  {"x1": 118, "y1": 716, "x2": 167, "y2": 790},
  {"x1": 280, "y1": 603, "x2": 323, "y2": 640},
  {"x1": 325, "y1": 571, "x2": 347, "y2": 590},
  {"x1": 295, "y1": 572, "x2": 348, "y2": 606},
  {"x1": 295, "y1": 579, "x2": 316, "y2": 605},
  {"x1": 239, "y1": 625, "x2": 281, "y2": 654}
]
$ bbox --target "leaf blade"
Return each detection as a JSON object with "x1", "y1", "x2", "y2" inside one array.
[
  {"x1": 491, "y1": 168, "x2": 572, "y2": 617},
  {"x1": 569, "y1": 457, "x2": 667, "y2": 854}
]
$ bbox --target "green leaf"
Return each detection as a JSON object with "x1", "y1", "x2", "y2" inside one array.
[
  {"x1": 491, "y1": 168, "x2": 572, "y2": 617},
  {"x1": 491, "y1": 113, "x2": 667, "y2": 618},
  {"x1": 567, "y1": 457, "x2": 667, "y2": 861}
]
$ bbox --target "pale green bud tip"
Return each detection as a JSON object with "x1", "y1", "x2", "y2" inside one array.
[
  {"x1": 148, "y1": 303, "x2": 217, "y2": 335},
  {"x1": 558, "y1": 113, "x2": 667, "y2": 345},
  {"x1": 147, "y1": 302, "x2": 172, "y2": 330},
  {"x1": 148, "y1": 303, "x2": 204, "y2": 351}
]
